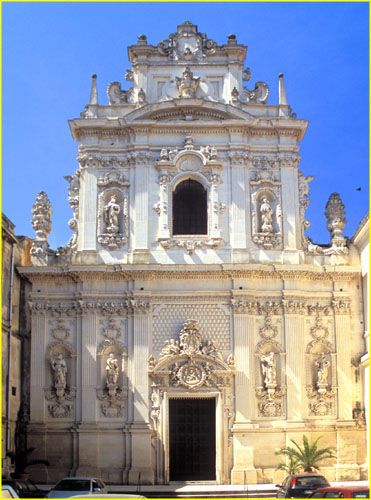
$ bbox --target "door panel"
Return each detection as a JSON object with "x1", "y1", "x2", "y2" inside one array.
[{"x1": 169, "y1": 398, "x2": 216, "y2": 481}]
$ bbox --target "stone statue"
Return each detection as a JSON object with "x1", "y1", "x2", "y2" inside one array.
[
  {"x1": 104, "y1": 195, "x2": 120, "y2": 234},
  {"x1": 260, "y1": 352, "x2": 277, "y2": 386},
  {"x1": 51, "y1": 354, "x2": 67, "y2": 387},
  {"x1": 106, "y1": 353, "x2": 119, "y2": 385},
  {"x1": 315, "y1": 357, "x2": 330, "y2": 386},
  {"x1": 260, "y1": 198, "x2": 273, "y2": 233},
  {"x1": 175, "y1": 67, "x2": 200, "y2": 98}
]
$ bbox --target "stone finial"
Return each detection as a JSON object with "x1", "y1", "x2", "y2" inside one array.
[
  {"x1": 89, "y1": 74, "x2": 98, "y2": 105},
  {"x1": 325, "y1": 192, "x2": 347, "y2": 239},
  {"x1": 278, "y1": 73, "x2": 288, "y2": 105},
  {"x1": 31, "y1": 191, "x2": 52, "y2": 256}
]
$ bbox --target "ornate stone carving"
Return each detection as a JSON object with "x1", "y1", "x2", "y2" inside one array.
[
  {"x1": 97, "y1": 187, "x2": 129, "y2": 249},
  {"x1": 31, "y1": 191, "x2": 54, "y2": 257},
  {"x1": 332, "y1": 299, "x2": 351, "y2": 315},
  {"x1": 107, "y1": 82, "x2": 134, "y2": 105},
  {"x1": 306, "y1": 193, "x2": 348, "y2": 255},
  {"x1": 175, "y1": 67, "x2": 200, "y2": 98},
  {"x1": 242, "y1": 81, "x2": 269, "y2": 104},
  {"x1": 102, "y1": 317, "x2": 123, "y2": 340},
  {"x1": 97, "y1": 171, "x2": 130, "y2": 189},
  {"x1": 158, "y1": 22, "x2": 216, "y2": 61},
  {"x1": 45, "y1": 349, "x2": 76, "y2": 418},
  {"x1": 159, "y1": 237, "x2": 224, "y2": 255},
  {"x1": 251, "y1": 185, "x2": 282, "y2": 250},
  {"x1": 149, "y1": 319, "x2": 235, "y2": 391},
  {"x1": 96, "y1": 348, "x2": 128, "y2": 418},
  {"x1": 51, "y1": 319, "x2": 70, "y2": 341},
  {"x1": 325, "y1": 193, "x2": 347, "y2": 239},
  {"x1": 57, "y1": 171, "x2": 80, "y2": 258}
]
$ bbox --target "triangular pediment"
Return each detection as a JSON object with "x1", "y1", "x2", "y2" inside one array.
[{"x1": 124, "y1": 99, "x2": 255, "y2": 123}]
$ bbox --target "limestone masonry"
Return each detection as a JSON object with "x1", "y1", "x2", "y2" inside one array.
[{"x1": 19, "y1": 22, "x2": 368, "y2": 484}]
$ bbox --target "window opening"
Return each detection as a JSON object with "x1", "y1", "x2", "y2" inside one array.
[{"x1": 173, "y1": 179, "x2": 207, "y2": 235}]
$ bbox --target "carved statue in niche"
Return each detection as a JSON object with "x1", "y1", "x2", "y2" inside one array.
[
  {"x1": 260, "y1": 198, "x2": 274, "y2": 233},
  {"x1": 106, "y1": 353, "x2": 119, "y2": 385},
  {"x1": 51, "y1": 353, "x2": 67, "y2": 387},
  {"x1": 260, "y1": 352, "x2": 277, "y2": 386},
  {"x1": 104, "y1": 195, "x2": 121, "y2": 234},
  {"x1": 315, "y1": 356, "x2": 330, "y2": 386}
]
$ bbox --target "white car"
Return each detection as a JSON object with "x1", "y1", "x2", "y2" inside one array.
[
  {"x1": 46, "y1": 478, "x2": 108, "y2": 498},
  {"x1": 1, "y1": 485, "x2": 20, "y2": 498}
]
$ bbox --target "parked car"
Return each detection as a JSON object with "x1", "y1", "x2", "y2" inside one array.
[
  {"x1": 307, "y1": 485, "x2": 370, "y2": 498},
  {"x1": 46, "y1": 478, "x2": 108, "y2": 498},
  {"x1": 2, "y1": 478, "x2": 45, "y2": 498},
  {"x1": 276, "y1": 473, "x2": 330, "y2": 498},
  {"x1": 2, "y1": 484, "x2": 20, "y2": 498},
  {"x1": 70, "y1": 495, "x2": 146, "y2": 498}
]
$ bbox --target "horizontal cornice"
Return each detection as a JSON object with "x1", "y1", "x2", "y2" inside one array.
[{"x1": 18, "y1": 264, "x2": 361, "y2": 283}]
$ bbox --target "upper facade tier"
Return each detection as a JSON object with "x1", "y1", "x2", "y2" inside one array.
[
  {"x1": 29, "y1": 22, "x2": 352, "y2": 268},
  {"x1": 72, "y1": 21, "x2": 304, "y2": 125}
]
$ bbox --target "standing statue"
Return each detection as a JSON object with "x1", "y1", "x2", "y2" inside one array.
[
  {"x1": 104, "y1": 195, "x2": 120, "y2": 234},
  {"x1": 315, "y1": 357, "x2": 330, "y2": 385},
  {"x1": 51, "y1": 353, "x2": 67, "y2": 387},
  {"x1": 106, "y1": 353, "x2": 119, "y2": 385},
  {"x1": 260, "y1": 352, "x2": 277, "y2": 386},
  {"x1": 260, "y1": 198, "x2": 274, "y2": 233}
]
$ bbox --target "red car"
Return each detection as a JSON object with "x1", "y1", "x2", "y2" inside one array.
[{"x1": 307, "y1": 485, "x2": 369, "y2": 498}]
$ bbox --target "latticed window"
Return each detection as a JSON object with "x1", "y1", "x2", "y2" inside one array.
[{"x1": 173, "y1": 179, "x2": 207, "y2": 235}]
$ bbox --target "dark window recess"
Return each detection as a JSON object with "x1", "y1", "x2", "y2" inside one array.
[
  {"x1": 11, "y1": 386, "x2": 16, "y2": 396},
  {"x1": 173, "y1": 179, "x2": 207, "y2": 235}
]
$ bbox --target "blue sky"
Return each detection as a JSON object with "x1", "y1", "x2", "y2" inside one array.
[{"x1": 2, "y1": 2, "x2": 369, "y2": 248}]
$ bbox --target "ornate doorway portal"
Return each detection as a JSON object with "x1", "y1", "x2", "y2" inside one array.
[
  {"x1": 169, "y1": 398, "x2": 216, "y2": 481},
  {"x1": 148, "y1": 320, "x2": 236, "y2": 484}
]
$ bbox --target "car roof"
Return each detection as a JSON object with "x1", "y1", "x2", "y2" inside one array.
[
  {"x1": 314, "y1": 486, "x2": 369, "y2": 491},
  {"x1": 292, "y1": 473, "x2": 325, "y2": 477},
  {"x1": 57, "y1": 477, "x2": 100, "y2": 481}
]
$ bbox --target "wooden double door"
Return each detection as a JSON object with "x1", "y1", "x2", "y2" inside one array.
[{"x1": 169, "y1": 398, "x2": 216, "y2": 481}]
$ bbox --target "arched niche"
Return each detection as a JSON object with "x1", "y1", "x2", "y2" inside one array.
[
  {"x1": 97, "y1": 340, "x2": 127, "y2": 388},
  {"x1": 45, "y1": 340, "x2": 76, "y2": 390}
]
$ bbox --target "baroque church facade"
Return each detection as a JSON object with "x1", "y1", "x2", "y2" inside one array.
[{"x1": 19, "y1": 22, "x2": 367, "y2": 484}]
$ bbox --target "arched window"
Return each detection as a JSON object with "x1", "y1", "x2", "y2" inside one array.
[{"x1": 173, "y1": 179, "x2": 207, "y2": 235}]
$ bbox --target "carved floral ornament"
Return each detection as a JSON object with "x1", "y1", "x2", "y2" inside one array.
[
  {"x1": 230, "y1": 297, "x2": 351, "y2": 316},
  {"x1": 29, "y1": 296, "x2": 152, "y2": 316}
]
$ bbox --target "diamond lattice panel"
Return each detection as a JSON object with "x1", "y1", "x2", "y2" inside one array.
[{"x1": 152, "y1": 303, "x2": 231, "y2": 351}]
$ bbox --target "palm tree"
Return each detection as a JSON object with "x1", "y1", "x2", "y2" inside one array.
[
  {"x1": 275, "y1": 455, "x2": 302, "y2": 475},
  {"x1": 275, "y1": 435, "x2": 336, "y2": 473}
]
